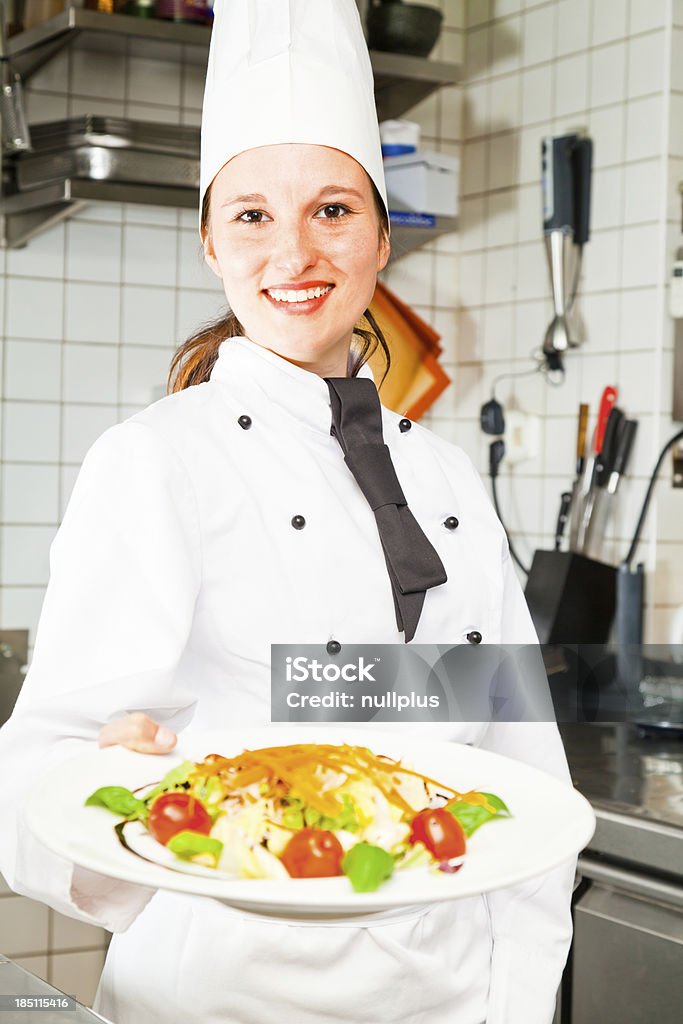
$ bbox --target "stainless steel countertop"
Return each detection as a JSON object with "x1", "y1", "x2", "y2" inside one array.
[{"x1": 559, "y1": 722, "x2": 683, "y2": 878}]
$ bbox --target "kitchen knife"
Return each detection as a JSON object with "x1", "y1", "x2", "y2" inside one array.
[
  {"x1": 554, "y1": 491, "x2": 572, "y2": 550},
  {"x1": 580, "y1": 405, "x2": 624, "y2": 555},
  {"x1": 571, "y1": 386, "x2": 618, "y2": 552},
  {"x1": 567, "y1": 402, "x2": 590, "y2": 549},
  {"x1": 583, "y1": 418, "x2": 638, "y2": 560},
  {"x1": 591, "y1": 406, "x2": 625, "y2": 491},
  {"x1": 609, "y1": 418, "x2": 638, "y2": 489}
]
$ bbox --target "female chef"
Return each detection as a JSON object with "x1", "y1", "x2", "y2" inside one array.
[{"x1": 0, "y1": 2, "x2": 576, "y2": 1022}]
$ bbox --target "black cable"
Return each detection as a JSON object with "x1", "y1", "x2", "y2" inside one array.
[
  {"x1": 623, "y1": 427, "x2": 683, "y2": 569},
  {"x1": 491, "y1": 475, "x2": 531, "y2": 576},
  {"x1": 489, "y1": 440, "x2": 530, "y2": 576}
]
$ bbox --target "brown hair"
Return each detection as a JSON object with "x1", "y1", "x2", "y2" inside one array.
[{"x1": 167, "y1": 177, "x2": 391, "y2": 393}]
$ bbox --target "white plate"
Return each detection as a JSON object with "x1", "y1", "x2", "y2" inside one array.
[{"x1": 25, "y1": 726, "x2": 595, "y2": 918}]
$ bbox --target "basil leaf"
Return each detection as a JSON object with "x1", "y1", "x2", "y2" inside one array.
[
  {"x1": 341, "y1": 842, "x2": 394, "y2": 893},
  {"x1": 85, "y1": 786, "x2": 147, "y2": 820},
  {"x1": 166, "y1": 831, "x2": 223, "y2": 864},
  {"x1": 447, "y1": 791, "x2": 510, "y2": 838},
  {"x1": 479, "y1": 792, "x2": 510, "y2": 815},
  {"x1": 142, "y1": 760, "x2": 196, "y2": 804}
]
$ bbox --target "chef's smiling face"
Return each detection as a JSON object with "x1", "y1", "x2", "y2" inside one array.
[{"x1": 202, "y1": 143, "x2": 390, "y2": 378}]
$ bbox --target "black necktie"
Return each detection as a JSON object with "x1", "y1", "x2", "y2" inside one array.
[{"x1": 324, "y1": 376, "x2": 447, "y2": 643}]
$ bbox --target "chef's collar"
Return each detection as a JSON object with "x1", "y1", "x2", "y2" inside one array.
[{"x1": 209, "y1": 335, "x2": 376, "y2": 436}]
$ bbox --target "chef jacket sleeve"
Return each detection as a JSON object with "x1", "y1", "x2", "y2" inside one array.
[
  {"x1": 480, "y1": 549, "x2": 577, "y2": 1024},
  {"x1": 0, "y1": 419, "x2": 201, "y2": 932}
]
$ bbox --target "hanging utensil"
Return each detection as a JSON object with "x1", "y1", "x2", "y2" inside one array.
[
  {"x1": 541, "y1": 133, "x2": 592, "y2": 370},
  {"x1": 0, "y1": 3, "x2": 31, "y2": 154}
]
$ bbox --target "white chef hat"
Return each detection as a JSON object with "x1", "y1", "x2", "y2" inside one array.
[{"x1": 199, "y1": 0, "x2": 389, "y2": 234}]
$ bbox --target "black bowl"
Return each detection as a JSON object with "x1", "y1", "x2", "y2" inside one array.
[{"x1": 366, "y1": 3, "x2": 444, "y2": 59}]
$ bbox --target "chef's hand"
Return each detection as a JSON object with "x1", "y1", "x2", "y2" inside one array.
[{"x1": 98, "y1": 713, "x2": 177, "y2": 754}]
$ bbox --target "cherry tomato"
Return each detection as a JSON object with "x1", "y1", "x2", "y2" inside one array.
[
  {"x1": 280, "y1": 828, "x2": 344, "y2": 878},
  {"x1": 148, "y1": 791, "x2": 212, "y2": 846},
  {"x1": 409, "y1": 807, "x2": 466, "y2": 860}
]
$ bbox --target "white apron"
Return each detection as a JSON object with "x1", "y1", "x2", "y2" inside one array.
[{"x1": 0, "y1": 337, "x2": 575, "y2": 1024}]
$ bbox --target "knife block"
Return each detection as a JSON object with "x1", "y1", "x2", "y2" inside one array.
[{"x1": 524, "y1": 550, "x2": 617, "y2": 644}]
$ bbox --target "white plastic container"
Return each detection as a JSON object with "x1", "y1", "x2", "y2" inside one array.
[
  {"x1": 383, "y1": 150, "x2": 459, "y2": 217},
  {"x1": 379, "y1": 118, "x2": 421, "y2": 154}
]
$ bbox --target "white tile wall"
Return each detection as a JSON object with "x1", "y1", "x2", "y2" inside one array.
[
  {"x1": 65, "y1": 283, "x2": 121, "y2": 344},
  {"x1": 626, "y1": 95, "x2": 666, "y2": 161},
  {"x1": 61, "y1": 344, "x2": 119, "y2": 404},
  {"x1": 121, "y1": 285, "x2": 177, "y2": 347},
  {"x1": 1, "y1": 525, "x2": 55, "y2": 585},
  {"x1": 49, "y1": 949, "x2": 107, "y2": 1009},
  {"x1": 0, "y1": 896, "x2": 49, "y2": 957},
  {"x1": 0, "y1": 464, "x2": 60, "y2": 524},
  {"x1": 2, "y1": 403, "x2": 60, "y2": 462},
  {"x1": 592, "y1": 0, "x2": 629, "y2": 46},
  {"x1": 122, "y1": 224, "x2": 178, "y2": 287},
  {"x1": 6, "y1": 278, "x2": 63, "y2": 341}
]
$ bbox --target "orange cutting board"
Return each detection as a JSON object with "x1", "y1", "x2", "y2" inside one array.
[{"x1": 364, "y1": 280, "x2": 451, "y2": 420}]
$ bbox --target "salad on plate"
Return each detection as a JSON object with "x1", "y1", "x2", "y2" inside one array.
[{"x1": 85, "y1": 742, "x2": 510, "y2": 892}]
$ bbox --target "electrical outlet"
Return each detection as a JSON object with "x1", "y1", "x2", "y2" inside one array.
[{"x1": 504, "y1": 411, "x2": 540, "y2": 465}]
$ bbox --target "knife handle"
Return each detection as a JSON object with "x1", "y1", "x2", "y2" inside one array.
[
  {"x1": 613, "y1": 419, "x2": 638, "y2": 479},
  {"x1": 594, "y1": 386, "x2": 618, "y2": 454},
  {"x1": 576, "y1": 403, "x2": 589, "y2": 472},
  {"x1": 595, "y1": 407, "x2": 624, "y2": 487},
  {"x1": 554, "y1": 491, "x2": 573, "y2": 550}
]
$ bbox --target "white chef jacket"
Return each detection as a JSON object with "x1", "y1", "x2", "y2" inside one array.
[{"x1": 0, "y1": 336, "x2": 575, "y2": 1024}]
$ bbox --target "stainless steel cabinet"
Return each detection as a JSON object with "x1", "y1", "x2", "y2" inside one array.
[{"x1": 570, "y1": 860, "x2": 683, "y2": 1024}]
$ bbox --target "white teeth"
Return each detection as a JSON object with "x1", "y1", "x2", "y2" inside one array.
[{"x1": 267, "y1": 285, "x2": 333, "y2": 303}]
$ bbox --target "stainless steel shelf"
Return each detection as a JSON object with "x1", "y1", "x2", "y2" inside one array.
[
  {"x1": 0, "y1": 179, "x2": 196, "y2": 248},
  {"x1": 388, "y1": 213, "x2": 458, "y2": 260},
  {"x1": 1, "y1": 6, "x2": 461, "y2": 251},
  {"x1": 371, "y1": 50, "x2": 461, "y2": 121},
  {"x1": 7, "y1": 7, "x2": 212, "y2": 78},
  {"x1": 8, "y1": 6, "x2": 461, "y2": 120}
]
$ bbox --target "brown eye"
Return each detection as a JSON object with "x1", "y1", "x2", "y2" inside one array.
[
  {"x1": 236, "y1": 209, "x2": 266, "y2": 223},
  {"x1": 317, "y1": 204, "x2": 350, "y2": 220}
]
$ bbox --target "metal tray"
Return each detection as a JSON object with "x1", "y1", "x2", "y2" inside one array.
[
  {"x1": 11, "y1": 115, "x2": 200, "y2": 191},
  {"x1": 15, "y1": 145, "x2": 199, "y2": 191},
  {"x1": 25, "y1": 115, "x2": 200, "y2": 156}
]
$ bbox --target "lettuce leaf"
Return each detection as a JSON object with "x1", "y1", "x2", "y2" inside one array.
[{"x1": 341, "y1": 842, "x2": 394, "y2": 892}]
